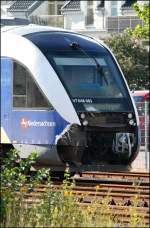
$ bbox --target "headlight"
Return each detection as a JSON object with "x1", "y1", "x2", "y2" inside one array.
[
  {"x1": 128, "y1": 113, "x2": 133, "y2": 119},
  {"x1": 80, "y1": 113, "x2": 85, "y2": 119},
  {"x1": 82, "y1": 120, "x2": 88, "y2": 126}
]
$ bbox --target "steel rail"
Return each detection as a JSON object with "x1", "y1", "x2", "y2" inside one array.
[
  {"x1": 76, "y1": 171, "x2": 149, "y2": 181},
  {"x1": 15, "y1": 186, "x2": 149, "y2": 208},
  {"x1": 72, "y1": 177, "x2": 149, "y2": 186},
  {"x1": 26, "y1": 183, "x2": 149, "y2": 195}
]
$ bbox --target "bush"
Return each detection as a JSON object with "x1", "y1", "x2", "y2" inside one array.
[
  {"x1": 0, "y1": 150, "x2": 147, "y2": 227},
  {"x1": 104, "y1": 32, "x2": 149, "y2": 90}
]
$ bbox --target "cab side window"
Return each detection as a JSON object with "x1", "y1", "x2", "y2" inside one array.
[{"x1": 13, "y1": 61, "x2": 53, "y2": 109}]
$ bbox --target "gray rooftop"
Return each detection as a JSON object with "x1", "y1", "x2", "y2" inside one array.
[
  {"x1": 61, "y1": 0, "x2": 80, "y2": 11},
  {"x1": 8, "y1": 1, "x2": 42, "y2": 13}
]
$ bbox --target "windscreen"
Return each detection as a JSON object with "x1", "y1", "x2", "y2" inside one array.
[
  {"x1": 25, "y1": 32, "x2": 133, "y2": 112},
  {"x1": 53, "y1": 52, "x2": 124, "y2": 98}
]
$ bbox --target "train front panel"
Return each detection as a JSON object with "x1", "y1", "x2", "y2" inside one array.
[{"x1": 24, "y1": 29, "x2": 140, "y2": 165}]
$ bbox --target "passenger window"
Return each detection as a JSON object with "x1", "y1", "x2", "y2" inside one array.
[{"x1": 13, "y1": 61, "x2": 53, "y2": 109}]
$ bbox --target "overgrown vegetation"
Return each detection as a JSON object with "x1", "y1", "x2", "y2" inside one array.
[
  {"x1": 1, "y1": 149, "x2": 50, "y2": 190},
  {"x1": 104, "y1": 32, "x2": 149, "y2": 90},
  {"x1": 126, "y1": 2, "x2": 150, "y2": 39},
  {"x1": 104, "y1": 2, "x2": 149, "y2": 91},
  {"x1": 0, "y1": 150, "x2": 148, "y2": 227}
]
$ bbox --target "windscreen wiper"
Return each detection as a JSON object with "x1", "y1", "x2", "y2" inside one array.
[{"x1": 69, "y1": 42, "x2": 108, "y2": 85}]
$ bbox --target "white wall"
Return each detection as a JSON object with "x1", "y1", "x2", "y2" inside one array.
[
  {"x1": 1, "y1": 8, "x2": 7, "y2": 16},
  {"x1": 104, "y1": 1, "x2": 124, "y2": 17},
  {"x1": 94, "y1": 9, "x2": 105, "y2": 30},
  {"x1": 63, "y1": 0, "x2": 105, "y2": 31},
  {"x1": 2, "y1": 3, "x2": 13, "y2": 17},
  {"x1": 7, "y1": 11, "x2": 26, "y2": 18},
  {"x1": 64, "y1": 12, "x2": 84, "y2": 30},
  {"x1": 31, "y1": 1, "x2": 49, "y2": 16}
]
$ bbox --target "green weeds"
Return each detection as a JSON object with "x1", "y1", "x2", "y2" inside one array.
[{"x1": 0, "y1": 149, "x2": 148, "y2": 227}]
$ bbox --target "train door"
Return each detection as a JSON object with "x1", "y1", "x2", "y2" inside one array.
[{"x1": 11, "y1": 60, "x2": 68, "y2": 145}]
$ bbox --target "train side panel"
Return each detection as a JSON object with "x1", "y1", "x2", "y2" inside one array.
[
  {"x1": 1, "y1": 57, "x2": 12, "y2": 144},
  {"x1": 11, "y1": 111, "x2": 68, "y2": 145},
  {"x1": 1, "y1": 57, "x2": 69, "y2": 145}
]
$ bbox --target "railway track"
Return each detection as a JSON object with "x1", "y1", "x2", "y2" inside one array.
[
  {"x1": 6, "y1": 170, "x2": 150, "y2": 226},
  {"x1": 72, "y1": 170, "x2": 150, "y2": 182},
  {"x1": 70, "y1": 171, "x2": 149, "y2": 208}
]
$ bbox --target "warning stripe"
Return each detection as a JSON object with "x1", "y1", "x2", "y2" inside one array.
[{"x1": 1, "y1": 127, "x2": 11, "y2": 143}]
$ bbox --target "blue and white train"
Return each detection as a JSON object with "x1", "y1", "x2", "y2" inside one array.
[{"x1": 1, "y1": 25, "x2": 140, "y2": 170}]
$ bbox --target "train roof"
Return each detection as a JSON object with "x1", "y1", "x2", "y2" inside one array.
[
  {"x1": 1, "y1": 24, "x2": 104, "y2": 45},
  {"x1": 1, "y1": 24, "x2": 68, "y2": 35}
]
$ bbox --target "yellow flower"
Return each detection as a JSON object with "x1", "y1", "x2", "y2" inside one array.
[
  {"x1": 64, "y1": 190, "x2": 69, "y2": 196},
  {"x1": 96, "y1": 185, "x2": 100, "y2": 191}
]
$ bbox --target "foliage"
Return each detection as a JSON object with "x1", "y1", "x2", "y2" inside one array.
[
  {"x1": 126, "y1": 2, "x2": 150, "y2": 39},
  {"x1": 1, "y1": 149, "x2": 50, "y2": 190},
  {"x1": 1, "y1": 149, "x2": 51, "y2": 224},
  {"x1": 0, "y1": 150, "x2": 147, "y2": 227},
  {"x1": 104, "y1": 32, "x2": 149, "y2": 90},
  {"x1": 1, "y1": 179, "x2": 146, "y2": 227}
]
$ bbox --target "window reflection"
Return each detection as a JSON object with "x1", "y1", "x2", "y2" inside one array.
[{"x1": 13, "y1": 61, "x2": 52, "y2": 109}]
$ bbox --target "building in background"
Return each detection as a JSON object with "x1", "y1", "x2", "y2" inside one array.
[
  {"x1": 61, "y1": 0, "x2": 145, "y2": 40},
  {"x1": 1, "y1": 0, "x2": 146, "y2": 40},
  {"x1": 1, "y1": 1, "x2": 66, "y2": 27}
]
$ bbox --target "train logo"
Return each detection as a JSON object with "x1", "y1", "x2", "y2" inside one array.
[
  {"x1": 20, "y1": 118, "x2": 28, "y2": 128},
  {"x1": 20, "y1": 118, "x2": 56, "y2": 128}
]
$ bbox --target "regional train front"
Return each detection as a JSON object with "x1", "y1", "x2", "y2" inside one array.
[{"x1": 1, "y1": 25, "x2": 140, "y2": 169}]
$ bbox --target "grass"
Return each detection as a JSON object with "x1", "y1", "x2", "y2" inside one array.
[
  {"x1": 1, "y1": 180, "x2": 148, "y2": 227},
  {"x1": 0, "y1": 151, "x2": 148, "y2": 227}
]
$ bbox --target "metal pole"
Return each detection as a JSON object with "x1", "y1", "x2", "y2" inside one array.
[{"x1": 144, "y1": 101, "x2": 148, "y2": 170}]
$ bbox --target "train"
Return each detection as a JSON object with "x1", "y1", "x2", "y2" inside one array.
[{"x1": 1, "y1": 25, "x2": 140, "y2": 171}]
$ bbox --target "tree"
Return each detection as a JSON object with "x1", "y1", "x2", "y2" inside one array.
[
  {"x1": 126, "y1": 2, "x2": 150, "y2": 39},
  {"x1": 104, "y1": 32, "x2": 149, "y2": 90}
]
